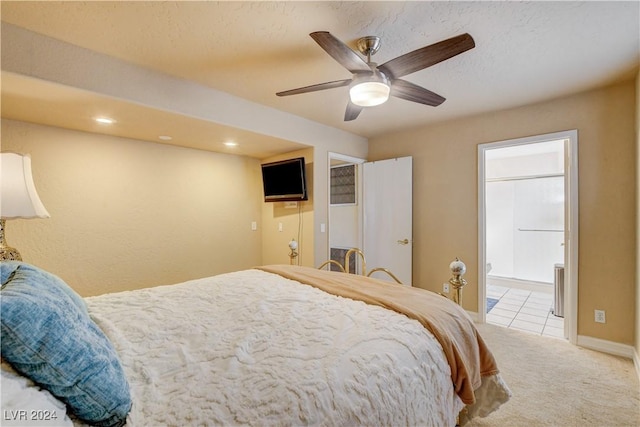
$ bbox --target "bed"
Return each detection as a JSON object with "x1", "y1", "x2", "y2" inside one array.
[{"x1": 1, "y1": 261, "x2": 510, "y2": 427}]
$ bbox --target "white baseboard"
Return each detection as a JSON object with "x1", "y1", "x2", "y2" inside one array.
[
  {"x1": 487, "y1": 275, "x2": 553, "y2": 294},
  {"x1": 473, "y1": 316, "x2": 640, "y2": 385},
  {"x1": 576, "y1": 335, "x2": 634, "y2": 359},
  {"x1": 471, "y1": 312, "x2": 636, "y2": 363}
]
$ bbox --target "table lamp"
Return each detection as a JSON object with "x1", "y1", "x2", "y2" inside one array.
[{"x1": 0, "y1": 153, "x2": 50, "y2": 261}]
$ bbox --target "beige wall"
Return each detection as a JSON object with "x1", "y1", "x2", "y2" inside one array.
[
  {"x1": 260, "y1": 148, "x2": 315, "y2": 267},
  {"x1": 2, "y1": 119, "x2": 263, "y2": 296},
  {"x1": 636, "y1": 69, "x2": 640, "y2": 365},
  {"x1": 2, "y1": 22, "x2": 371, "y2": 272},
  {"x1": 369, "y1": 80, "x2": 636, "y2": 346}
]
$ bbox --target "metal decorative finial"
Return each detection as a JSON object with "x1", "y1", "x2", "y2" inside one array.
[
  {"x1": 288, "y1": 239, "x2": 298, "y2": 265},
  {"x1": 449, "y1": 257, "x2": 467, "y2": 306}
]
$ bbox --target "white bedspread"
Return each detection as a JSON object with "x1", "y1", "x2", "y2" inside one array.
[{"x1": 86, "y1": 269, "x2": 466, "y2": 426}]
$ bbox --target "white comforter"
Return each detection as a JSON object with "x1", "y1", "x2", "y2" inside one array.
[{"x1": 86, "y1": 269, "x2": 466, "y2": 426}]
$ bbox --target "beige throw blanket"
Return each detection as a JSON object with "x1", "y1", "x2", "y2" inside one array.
[{"x1": 258, "y1": 265, "x2": 499, "y2": 405}]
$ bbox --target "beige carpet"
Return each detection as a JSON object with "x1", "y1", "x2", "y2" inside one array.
[{"x1": 468, "y1": 323, "x2": 640, "y2": 427}]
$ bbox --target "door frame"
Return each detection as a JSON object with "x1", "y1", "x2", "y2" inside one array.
[
  {"x1": 327, "y1": 152, "x2": 365, "y2": 263},
  {"x1": 477, "y1": 130, "x2": 579, "y2": 344}
]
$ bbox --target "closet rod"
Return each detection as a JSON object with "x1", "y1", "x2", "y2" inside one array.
[
  {"x1": 517, "y1": 228, "x2": 564, "y2": 232},
  {"x1": 486, "y1": 173, "x2": 563, "y2": 183}
]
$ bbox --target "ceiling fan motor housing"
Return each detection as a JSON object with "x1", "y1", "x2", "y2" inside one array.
[{"x1": 356, "y1": 36, "x2": 381, "y2": 59}]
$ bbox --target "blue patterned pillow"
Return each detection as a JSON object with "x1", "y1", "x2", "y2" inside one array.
[
  {"x1": 1, "y1": 261, "x2": 88, "y2": 315},
  {"x1": 0, "y1": 262, "x2": 131, "y2": 427}
]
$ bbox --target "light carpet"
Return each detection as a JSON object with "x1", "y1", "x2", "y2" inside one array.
[{"x1": 469, "y1": 323, "x2": 640, "y2": 427}]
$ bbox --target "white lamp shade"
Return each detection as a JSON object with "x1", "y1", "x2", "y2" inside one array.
[
  {"x1": 349, "y1": 70, "x2": 391, "y2": 107},
  {"x1": 1, "y1": 153, "x2": 50, "y2": 219},
  {"x1": 349, "y1": 82, "x2": 390, "y2": 107}
]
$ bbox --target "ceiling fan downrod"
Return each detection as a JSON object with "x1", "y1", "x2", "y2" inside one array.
[{"x1": 356, "y1": 36, "x2": 381, "y2": 63}]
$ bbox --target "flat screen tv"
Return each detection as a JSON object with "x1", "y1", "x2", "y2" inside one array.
[{"x1": 261, "y1": 157, "x2": 308, "y2": 202}]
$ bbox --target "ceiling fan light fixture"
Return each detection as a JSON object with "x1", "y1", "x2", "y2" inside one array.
[
  {"x1": 349, "y1": 71, "x2": 390, "y2": 107},
  {"x1": 279, "y1": 32, "x2": 474, "y2": 120}
]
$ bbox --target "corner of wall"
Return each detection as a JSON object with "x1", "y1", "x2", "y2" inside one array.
[
  {"x1": 260, "y1": 148, "x2": 315, "y2": 267},
  {"x1": 635, "y1": 68, "x2": 640, "y2": 381},
  {"x1": 635, "y1": 348, "x2": 640, "y2": 385}
]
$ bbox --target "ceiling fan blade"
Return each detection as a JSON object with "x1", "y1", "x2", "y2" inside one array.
[
  {"x1": 344, "y1": 101, "x2": 363, "y2": 121},
  {"x1": 379, "y1": 33, "x2": 475, "y2": 79},
  {"x1": 391, "y1": 79, "x2": 445, "y2": 106},
  {"x1": 310, "y1": 31, "x2": 371, "y2": 74},
  {"x1": 276, "y1": 79, "x2": 351, "y2": 97}
]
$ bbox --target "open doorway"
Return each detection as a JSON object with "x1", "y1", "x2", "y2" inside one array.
[
  {"x1": 326, "y1": 153, "x2": 413, "y2": 284},
  {"x1": 478, "y1": 130, "x2": 578, "y2": 343},
  {"x1": 327, "y1": 152, "x2": 365, "y2": 273}
]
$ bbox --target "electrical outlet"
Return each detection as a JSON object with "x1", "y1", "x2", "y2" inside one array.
[
  {"x1": 594, "y1": 310, "x2": 606, "y2": 323},
  {"x1": 442, "y1": 283, "x2": 450, "y2": 293}
]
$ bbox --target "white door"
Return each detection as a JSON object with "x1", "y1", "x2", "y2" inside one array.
[{"x1": 363, "y1": 156, "x2": 412, "y2": 285}]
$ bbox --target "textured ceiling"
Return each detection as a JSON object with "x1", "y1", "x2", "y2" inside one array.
[{"x1": 1, "y1": 1, "x2": 638, "y2": 157}]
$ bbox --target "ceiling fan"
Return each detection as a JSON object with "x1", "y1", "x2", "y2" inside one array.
[{"x1": 276, "y1": 31, "x2": 475, "y2": 121}]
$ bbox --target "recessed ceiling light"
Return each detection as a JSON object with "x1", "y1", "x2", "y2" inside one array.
[
  {"x1": 94, "y1": 117, "x2": 115, "y2": 124},
  {"x1": 158, "y1": 135, "x2": 172, "y2": 141},
  {"x1": 224, "y1": 141, "x2": 238, "y2": 147}
]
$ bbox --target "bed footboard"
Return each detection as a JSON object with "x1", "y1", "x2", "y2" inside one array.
[
  {"x1": 317, "y1": 247, "x2": 402, "y2": 284},
  {"x1": 317, "y1": 248, "x2": 468, "y2": 307}
]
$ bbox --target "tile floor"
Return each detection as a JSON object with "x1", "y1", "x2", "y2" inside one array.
[{"x1": 486, "y1": 284, "x2": 565, "y2": 339}]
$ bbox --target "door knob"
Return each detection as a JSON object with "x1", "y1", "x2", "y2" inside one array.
[{"x1": 397, "y1": 239, "x2": 409, "y2": 245}]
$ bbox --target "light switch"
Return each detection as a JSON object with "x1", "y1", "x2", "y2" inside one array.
[
  {"x1": 251, "y1": 221, "x2": 257, "y2": 231},
  {"x1": 278, "y1": 222, "x2": 283, "y2": 232}
]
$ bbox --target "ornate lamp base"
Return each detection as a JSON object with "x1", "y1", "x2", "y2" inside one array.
[
  {"x1": 0, "y1": 219, "x2": 23, "y2": 261},
  {"x1": 0, "y1": 246, "x2": 22, "y2": 261}
]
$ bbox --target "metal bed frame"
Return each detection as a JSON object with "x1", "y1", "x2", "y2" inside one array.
[
  {"x1": 316, "y1": 247, "x2": 403, "y2": 284},
  {"x1": 316, "y1": 248, "x2": 467, "y2": 308}
]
